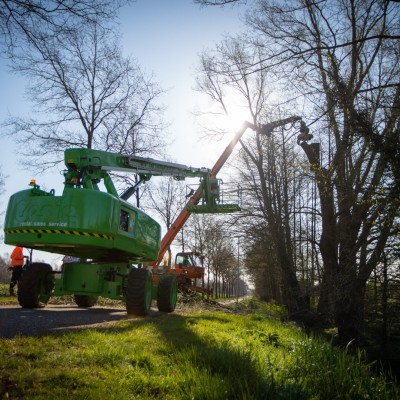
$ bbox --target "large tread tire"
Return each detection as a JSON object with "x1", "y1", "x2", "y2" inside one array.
[
  {"x1": 126, "y1": 268, "x2": 153, "y2": 316},
  {"x1": 18, "y1": 263, "x2": 53, "y2": 308},
  {"x1": 74, "y1": 295, "x2": 98, "y2": 308},
  {"x1": 157, "y1": 276, "x2": 178, "y2": 313}
]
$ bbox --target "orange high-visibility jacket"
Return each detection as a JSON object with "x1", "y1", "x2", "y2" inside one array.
[{"x1": 10, "y1": 246, "x2": 24, "y2": 267}]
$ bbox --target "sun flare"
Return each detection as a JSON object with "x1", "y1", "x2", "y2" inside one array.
[{"x1": 224, "y1": 104, "x2": 252, "y2": 133}]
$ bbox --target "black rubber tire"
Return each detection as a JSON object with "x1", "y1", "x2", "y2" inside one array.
[
  {"x1": 74, "y1": 295, "x2": 98, "y2": 308},
  {"x1": 18, "y1": 263, "x2": 53, "y2": 308},
  {"x1": 125, "y1": 268, "x2": 153, "y2": 316},
  {"x1": 157, "y1": 276, "x2": 178, "y2": 313}
]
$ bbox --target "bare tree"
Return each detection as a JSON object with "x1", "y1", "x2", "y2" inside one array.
[
  {"x1": 194, "y1": 0, "x2": 244, "y2": 6},
  {"x1": 240, "y1": 124, "x2": 313, "y2": 312},
  {"x1": 0, "y1": 168, "x2": 4, "y2": 196},
  {"x1": 0, "y1": 0, "x2": 130, "y2": 56},
  {"x1": 244, "y1": 223, "x2": 283, "y2": 302},
  {"x1": 0, "y1": 253, "x2": 10, "y2": 285},
  {"x1": 4, "y1": 22, "x2": 166, "y2": 170},
  {"x1": 196, "y1": 38, "x2": 308, "y2": 313},
  {"x1": 244, "y1": 0, "x2": 400, "y2": 341},
  {"x1": 143, "y1": 178, "x2": 187, "y2": 265},
  {"x1": 199, "y1": 220, "x2": 235, "y2": 298},
  {"x1": 181, "y1": 214, "x2": 237, "y2": 297},
  {"x1": 196, "y1": 0, "x2": 400, "y2": 342}
]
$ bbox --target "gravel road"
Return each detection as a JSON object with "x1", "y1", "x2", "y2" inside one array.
[{"x1": 0, "y1": 304, "x2": 131, "y2": 338}]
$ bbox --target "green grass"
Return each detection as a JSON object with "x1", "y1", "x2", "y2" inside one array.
[
  {"x1": 237, "y1": 297, "x2": 288, "y2": 318},
  {"x1": 0, "y1": 304, "x2": 398, "y2": 399},
  {"x1": 0, "y1": 283, "x2": 11, "y2": 298}
]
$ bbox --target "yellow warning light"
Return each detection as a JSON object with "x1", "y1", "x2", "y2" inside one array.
[{"x1": 29, "y1": 179, "x2": 36, "y2": 185}]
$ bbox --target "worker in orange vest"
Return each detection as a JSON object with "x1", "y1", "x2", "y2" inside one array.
[{"x1": 9, "y1": 246, "x2": 24, "y2": 296}]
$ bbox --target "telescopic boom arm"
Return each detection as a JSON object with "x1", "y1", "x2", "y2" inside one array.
[
  {"x1": 64, "y1": 148, "x2": 211, "y2": 200},
  {"x1": 153, "y1": 116, "x2": 305, "y2": 266}
]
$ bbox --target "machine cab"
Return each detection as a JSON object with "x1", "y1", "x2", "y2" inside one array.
[{"x1": 173, "y1": 252, "x2": 204, "y2": 279}]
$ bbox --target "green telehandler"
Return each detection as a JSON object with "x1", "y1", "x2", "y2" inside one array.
[{"x1": 3, "y1": 148, "x2": 240, "y2": 315}]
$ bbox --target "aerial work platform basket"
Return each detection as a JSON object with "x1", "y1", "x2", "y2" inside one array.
[{"x1": 185, "y1": 178, "x2": 242, "y2": 214}]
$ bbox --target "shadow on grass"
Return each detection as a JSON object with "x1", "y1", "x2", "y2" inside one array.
[
  {"x1": 0, "y1": 304, "x2": 309, "y2": 398},
  {"x1": 105, "y1": 311, "x2": 309, "y2": 399}
]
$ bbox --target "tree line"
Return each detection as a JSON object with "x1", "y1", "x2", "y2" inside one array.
[{"x1": 193, "y1": 0, "x2": 400, "y2": 345}]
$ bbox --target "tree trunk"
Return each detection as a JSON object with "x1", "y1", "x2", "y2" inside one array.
[
  {"x1": 335, "y1": 276, "x2": 366, "y2": 343},
  {"x1": 301, "y1": 143, "x2": 337, "y2": 320},
  {"x1": 381, "y1": 254, "x2": 388, "y2": 348}
]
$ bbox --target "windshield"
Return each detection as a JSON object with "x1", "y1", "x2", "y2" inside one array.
[
  {"x1": 175, "y1": 253, "x2": 204, "y2": 267},
  {"x1": 192, "y1": 255, "x2": 203, "y2": 267}
]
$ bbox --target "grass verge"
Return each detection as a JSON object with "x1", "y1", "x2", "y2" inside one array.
[{"x1": 0, "y1": 303, "x2": 398, "y2": 399}]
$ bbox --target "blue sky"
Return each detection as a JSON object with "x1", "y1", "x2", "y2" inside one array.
[
  {"x1": 119, "y1": 0, "x2": 248, "y2": 165},
  {"x1": 0, "y1": 0, "x2": 247, "y2": 261}
]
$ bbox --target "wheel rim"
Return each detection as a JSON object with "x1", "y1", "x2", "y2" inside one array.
[{"x1": 170, "y1": 279, "x2": 178, "y2": 307}]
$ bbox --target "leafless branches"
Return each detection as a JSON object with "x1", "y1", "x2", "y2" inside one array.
[
  {"x1": 0, "y1": 0, "x2": 131, "y2": 56},
  {"x1": 195, "y1": 0, "x2": 400, "y2": 338},
  {"x1": 194, "y1": 0, "x2": 245, "y2": 6},
  {"x1": 3, "y1": 21, "x2": 166, "y2": 170}
]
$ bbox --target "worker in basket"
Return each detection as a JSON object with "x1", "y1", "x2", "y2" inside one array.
[{"x1": 9, "y1": 246, "x2": 25, "y2": 296}]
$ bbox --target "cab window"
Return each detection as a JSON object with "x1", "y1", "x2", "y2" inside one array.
[{"x1": 119, "y1": 210, "x2": 129, "y2": 232}]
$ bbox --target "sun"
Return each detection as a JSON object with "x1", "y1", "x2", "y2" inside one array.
[
  {"x1": 224, "y1": 103, "x2": 253, "y2": 133},
  {"x1": 221, "y1": 88, "x2": 253, "y2": 133},
  {"x1": 194, "y1": 87, "x2": 253, "y2": 138}
]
